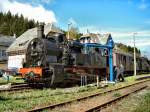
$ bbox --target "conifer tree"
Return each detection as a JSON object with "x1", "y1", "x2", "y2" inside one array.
[{"x1": 0, "y1": 11, "x2": 38, "y2": 37}]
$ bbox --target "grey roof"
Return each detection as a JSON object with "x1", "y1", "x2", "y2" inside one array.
[
  {"x1": 98, "y1": 33, "x2": 112, "y2": 45},
  {"x1": 80, "y1": 33, "x2": 112, "y2": 45},
  {"x1": 0, "y1": 35, "x2": 15, "y2": 47},
  {"x1": 6, "y1": 24, "x2": 63, "y2": 52}
]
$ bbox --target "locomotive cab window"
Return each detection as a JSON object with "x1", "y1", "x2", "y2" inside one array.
[{"x1": 58, "y1": 35, "x2": 64, "y2": 43}]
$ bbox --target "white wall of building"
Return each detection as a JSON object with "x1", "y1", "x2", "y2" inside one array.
[{"x1": 8, "y1": 55, "x2": 25, "y2": 69}]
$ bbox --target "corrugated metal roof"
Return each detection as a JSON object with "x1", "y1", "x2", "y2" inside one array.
[
  {"x1": 6, "y1": 24, "x2": 63, "y2": 52},
  {"x1": 0, "y1": 35, "x2": 15, "y2": 47}
]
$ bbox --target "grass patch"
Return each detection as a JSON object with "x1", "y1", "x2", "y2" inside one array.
[
  {"x1": 0, "y1": 76, "x2": 24, "y2": 85},
  {"x1": 113, "y1": 92, "x2": 122, "y2": 97},
  {"x1": 125, "y1": 76, "x2": 136, "y2": 82},
  {"x1": 106, "y1": 89, "x2": 150, "y2": 112},
  {"x1": 77, "y1": 85, "x2": 97, "y2": 92},
  {"x1": 133, "y1": 92, "x2": 150, "y2": 112},
  {"x1": 0, "y1": 85, "x2": 100, "y2": 112}
]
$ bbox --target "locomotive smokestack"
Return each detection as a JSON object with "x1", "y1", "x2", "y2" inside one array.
[{"x1": 37, "y1": 22, "x2": 44, "y2": 38}]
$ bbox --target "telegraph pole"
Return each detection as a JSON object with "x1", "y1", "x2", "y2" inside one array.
[
  {"x1": 67, "y1": 22, "x2": 72, "y2": 40},
  {"x1": 133, "y1": 33, "x2": 137, "y2": 76}
]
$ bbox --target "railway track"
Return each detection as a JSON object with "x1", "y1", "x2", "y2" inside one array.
[
  {"x1": 85, "y1": 84, "x2": 147, "y2": 112},
  {"x1": 0, "y1": 83, "x2": 31, "y2": 92},
  {"x1": 27, "y1": 79, "x2": 150, "y2": 112}
]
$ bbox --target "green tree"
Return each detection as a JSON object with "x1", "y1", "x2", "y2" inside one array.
[
  {"x1": 0, "y1": 11, "x2": 38, "y2": 37},
  {"x1": 0, "y1": 22, "x2": 9, "y2": 35},
  {"x1": 116, "y1": 43, "x2": 141, "y2": 56},
  {"x1": 69, "y1": 26, "x2": 80, "y2": 39}
]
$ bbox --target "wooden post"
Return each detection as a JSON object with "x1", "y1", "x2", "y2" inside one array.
[
  {"x1": 85, "y1": 76, "x2": 87, "y2": 85},
  {"x1": 96, "y1": 75, "x2": 99, "y2": 87},
  {"x1": 81, "y1": 75, "x2": 83, "y2": 86}
]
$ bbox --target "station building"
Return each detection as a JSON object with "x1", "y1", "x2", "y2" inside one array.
[{"x1": 0, "y1": 34, "x2": 15, "y2": 69}]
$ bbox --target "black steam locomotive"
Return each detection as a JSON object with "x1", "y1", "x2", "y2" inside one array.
[
  {"x1": 17, "y1": 23, "x2": 150, "y2": 86},
  {"x1": 19, "y1": 23, "x2": 108, "y2": 86}
]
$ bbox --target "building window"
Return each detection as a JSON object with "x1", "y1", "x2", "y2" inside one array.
[
  {"x1": 2, "y1": 50, "x2": 6, "y2": 57},
  {"x1": 0, "y1": 50, "x2": 2, "y2": 57}
]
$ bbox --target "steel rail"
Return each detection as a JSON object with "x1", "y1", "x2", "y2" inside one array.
[
  {"x1": 0, "y1": 83, "x2": 31, "y2": 92},
  {"x1": 27, "y1": 79, "x2": 150, "y2": 112},
  {"x1": 85, "y1": 85, "x2": 147, "y2": 112}
]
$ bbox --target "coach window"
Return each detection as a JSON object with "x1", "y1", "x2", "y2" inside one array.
[
  {"x1": 95, "y1": 48, "x2": 100, "y2": 53},
  {"x1": 82, "y1": 46, "x2": 89, "y2": 54},
  {"x1": 101, "y1": 48, "x2": 109, "y2": 56}
]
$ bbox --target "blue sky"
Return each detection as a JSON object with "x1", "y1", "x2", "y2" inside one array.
[{"x1": 0, "y1": 0, "x2": 150, "y2": 58}]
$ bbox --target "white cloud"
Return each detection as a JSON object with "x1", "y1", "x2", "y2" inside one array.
[
  {"x1": 136, "y1": 41, "x2": 150, "y2": 47},
  {"x1": 127, "y1": 40, "x2": 150, "y2": 47},
  {"x1": 113, "y1": 30, "x2": 150, "y2": 38},
  {"x1": 80, "y1": 26, "x2": 150, "y2": 37},
  {"x1": 111, "y1": 31, "x2": 150, "y2": 47},
  {"x1": 28, "y1": 0, "x2": 53, "y2": 5},
  {"x1": 0, "y1": 0, "x2": 57, "y2": 23}
]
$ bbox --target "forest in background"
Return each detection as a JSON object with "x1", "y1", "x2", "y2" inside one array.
[
  {"x1": 0, "y1": 11, "x2": 38, "y2": 37},
  {"x1": 116, "y1": 43, "x2": 141, "y2": 55}
]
